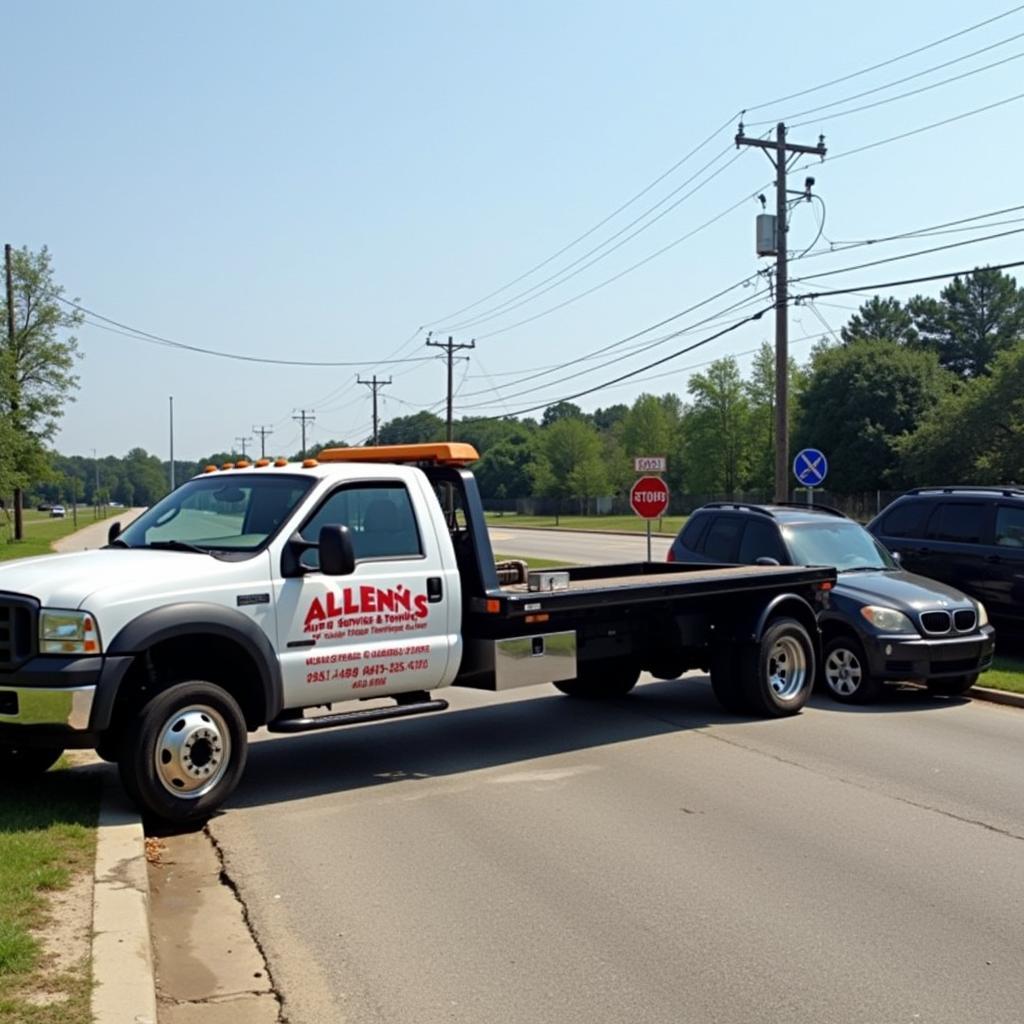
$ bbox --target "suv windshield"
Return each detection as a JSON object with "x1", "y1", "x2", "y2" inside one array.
[
  {"x1": 118, "y1": 475, "x2": 314, "y2": 554},
  {"x1": 782, "y1": 521, "x2": 895, "y2": 572}
]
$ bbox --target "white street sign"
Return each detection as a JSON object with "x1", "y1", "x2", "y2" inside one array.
[{"x1": 633, "y1": 456, "x2": 667, "y2": 473}]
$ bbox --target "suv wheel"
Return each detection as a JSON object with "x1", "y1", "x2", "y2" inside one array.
[{"x1": 822, "y1": 636, "x2": 882, "y2": 703}]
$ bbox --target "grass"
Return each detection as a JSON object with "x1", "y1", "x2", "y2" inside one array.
[
  {"x1": 0, "y1": 765, "x2": 99, "y2": 1023},
  {"x1": 0, "y1": 511, "x2": 99, "y2": 563},
  {"x1": 980, "y1": 655, "x2": 1024, "y2": 694},
  {"x1": 493, "y1": 553, "x2": 575, "y2": 570},
  {"x1": 486, "y1": 512, "x2": 687, "y2": 535}
]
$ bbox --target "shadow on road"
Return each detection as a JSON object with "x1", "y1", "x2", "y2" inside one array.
[{"x1": 215, "y1": 676, "x2": 965, "y2": 816}]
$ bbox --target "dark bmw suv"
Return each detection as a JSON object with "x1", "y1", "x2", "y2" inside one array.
[
  {"x1": 868, "y1": 487, "x2": 1024, "y2": 628},
  {"x1": 669, "y1": 503, "x2": 995, "y2": 703}
]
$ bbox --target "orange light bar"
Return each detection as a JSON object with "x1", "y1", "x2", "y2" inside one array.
[
  {"x1": 318, "y1": 442, "x2": 480, "y2": 466},
  {"x1": 302, "y1": 458, "x2": 319, "y2": 468},
  {"x1": 235, "y1": 460, "x2": 251, "y2": 469},
  {"x1": 255, "y1": 458, "x2": 270, "y2": 467},
  {"x1": 203, "y1": 464, "x2": 217, "y2": 473},
  {"x1": 274, "y1": 458, "x2": 288, "y2": 467},
  {"x1": 222, "y1": 462, "x2": 235, "y2": 470}
]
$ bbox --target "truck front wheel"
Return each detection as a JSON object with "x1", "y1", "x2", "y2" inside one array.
[
  {"x1": 118, "y1": 681, "x2": 248, "y2": 824},
  {"x1": 738, "y1": 617, "x2": 815, "y2": 717},
  {"x1": 553, "y1": 660, "x2": 640, "y2": 699}
]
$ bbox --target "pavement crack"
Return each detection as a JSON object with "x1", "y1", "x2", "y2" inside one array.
[{"x1": 203, "y1": 824, "x2": 290, "y2": 1023}]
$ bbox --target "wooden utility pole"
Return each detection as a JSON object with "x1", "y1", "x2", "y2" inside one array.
[
  {"x1": 735, "y1": 122, "x2": 826, "y2": 501},
  {"x1": 234, "y1": 435, "x2": 252, "y2": 458},
  {"x1": 357, "y1": 376, "x2": 392, "y2": 445},
  {"x1": 426, "y1": 335, "x2": 475, "y2": 441},
  {"x1": 252, "y1": 424, "x2": 274, "y2": 458},
  {"x1": 5, "y1": 244, "x2": 23, "y2": 540},
  {"x1": 292, "y1": 409, "x2": 315, "y2": 458}
]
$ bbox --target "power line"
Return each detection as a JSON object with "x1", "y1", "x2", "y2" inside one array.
[
  {"x1": 796, "y1": 258, "x2": 1024, "y2": 300},
  {"x1": 744, "y1": 3, "x2": 1024, "y2": 113}
]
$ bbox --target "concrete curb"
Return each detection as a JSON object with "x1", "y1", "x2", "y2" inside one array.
[
  {"x1": 91, "y1": 786, "x2": 158, "y2": 1024},
  {"x1": 970, "y1": 685, "x2": 1024, "y2": 709}
]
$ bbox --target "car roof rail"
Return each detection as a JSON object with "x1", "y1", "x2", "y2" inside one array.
[
  {"x1": 770, "y1": 501, "x2": 848, "y2": 518},
  {"x1": 904, "y1": 485, "x2": 1024, "y2": 498},
  {"x1": 699, "y1": 502, "x2": 775, "y2": 518}
]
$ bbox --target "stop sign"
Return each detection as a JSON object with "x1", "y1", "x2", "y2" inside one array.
[{"x1": 630, "y1": 476, "x2": 670, "y2": 519}]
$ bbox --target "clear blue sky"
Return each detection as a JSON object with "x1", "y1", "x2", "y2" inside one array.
[{"x1": 8, "y1": 1, "x2": 1024, "y2": 460}]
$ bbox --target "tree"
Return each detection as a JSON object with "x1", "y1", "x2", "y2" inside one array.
[
  {"x1": 535, "y1": 417, "x2": 606, "y2": 519},
  {"x1": 620, "y1": 393, "x2": 674, "y2": 459},
  {"x1": 795, "y1": 339, "x2": 951, "y2": 491},
  {"x1": 684, "y1": 357, "x2": 749, "y2": 495},
  {"x1": 541, "y1": 401, "x2": 590, "y2": 427},
  {"x1": 899, "y1": 339, "x2": 1024, "y2": 484},
  {"x1": 592, "y1": 404, "x2": 629, "y2": 433},
  {"x1": 744, "y1": 342, "x2": 803, "y2": 493},
  {"x1": 840, "y1": 297, "x2": 917, "y2": 346},
  {"x1": 473, "y1": 431, "x2": 541, "y2": 499},
  {"x1": 376, "y1": 411, "x2": 445, "y2": 445},
  {"x1": 908, "y1": 267, "x2": 1024, "y2": 378},
  {"x1": 0, "y1": 245, "x2": 81, "y2": 535}
]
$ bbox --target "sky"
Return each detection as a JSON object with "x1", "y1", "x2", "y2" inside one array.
[{"x1": 7, "y1": 0, "x2": 1024, "y2": 461}]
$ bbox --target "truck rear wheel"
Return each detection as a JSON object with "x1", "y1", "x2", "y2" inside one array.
[
  {"x1": 553, "y1": 660, "x2": 640, "y2": 699},
  {"x1": 0, "y1": 745, "x2": 63, "y2": 780},
  {"x1": 118, "y1": 681, "x2": 248, "y2": 824},
  {"x1": 737, "y1": 617, "x2": 815, "y2": 717}
]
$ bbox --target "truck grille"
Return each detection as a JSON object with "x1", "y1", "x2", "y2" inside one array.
[
  {"x1": 920, "y1": 611, "x2": 952, "y2": 635},
  {"x1": 953, "y1": 609, "x2": 977, "y2": 632},
  {"x1": 0, "y1": 596, "x2": 37, "y2": 670}
]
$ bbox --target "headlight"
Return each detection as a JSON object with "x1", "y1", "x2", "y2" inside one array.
[
  {"x1": 859, "y1": 606, "x2": 916, "y2": 633},
  {"x1": 39, "y1": 610, "x2": 102, "y2": 655},
  {"x1": 974, "y1": 600, "x2": 989, "y2": 628}
]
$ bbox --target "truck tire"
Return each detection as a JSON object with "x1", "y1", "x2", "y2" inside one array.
[
  {"x1": 709, "y1": 648, "x2": 749, "y2": 714},
  {"x1": 926, "y1": 673, "x2": 979, "y2": 697},
  {"x1": 118, "y1": 681, "x2": 248, "y2": 824},
  {"x1": 737, "y1": 617, "x2": 815, "y2": 717},
  {"x1": 821, "y1": 635, "x2": 883, "y2": 704},
  {"x1": 0, "y1": 746, "x2": 63, "y2": 780},
  {"x1": 553, "y1": 660, "x2": 640, "y2": 699}
]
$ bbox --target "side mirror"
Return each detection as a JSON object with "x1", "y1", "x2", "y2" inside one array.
[
  {"x1": 755, "y1": 556, "x2": 781, "y2": 566},
  {"x1": 107, "y1": 521, "x2": 122, "y2": 545},
  {"x1": 891, "y1": 551, "x2": 902, "y2": 565},
  {"x1": 319, "y1": 524, "x2": 355, "y2": 576}
]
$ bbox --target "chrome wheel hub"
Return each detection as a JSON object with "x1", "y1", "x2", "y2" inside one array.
[
  {"x1": 767, "y1": 636, "x2": 807, "y2": 701},
  {"x1": 825, "y1": 648, "x2": 863, "y2": 696},
  {"x1": 154, "y1": 705, "x2": 231, "y2": 798}
]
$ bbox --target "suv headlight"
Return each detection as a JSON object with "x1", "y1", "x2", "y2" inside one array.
[
  {"x1": 974, "y1": 600, "x2": 989, "y2": 628},
  {"x1": 859, "y1": 606, "x2": 916, "y2": 633},
  {"x1": 39, "y1": 610, "x2": 102, "y2": 655}
]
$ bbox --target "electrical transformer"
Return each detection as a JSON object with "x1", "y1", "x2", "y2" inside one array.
[{"x1": 756, "y1": 213, "x2": 777, "y2": 257}]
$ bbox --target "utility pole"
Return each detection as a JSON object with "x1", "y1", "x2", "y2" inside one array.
[
  {"x1": 169, "y1": 396, "x2": 175, "y2": 490},
  {"x1": 5, "y1": 243, "x2": 23, "y2": 540},
  {"x1": 357, "y1": 375, "x2": 392, "y2": 445},
  {"x1": 234, "y1": 435, "x2": 252, "y2": 458},
  {"x1": 252, "y1": 424, "x2": 274, "y2": 458},
  {"x1": 426, "y1": 335, "x2": 475, "y2": 441},
  {"x1": 735, "y1": 122, "x2": 825, "y2": 501},
  {"x1": 292, "y1": 409, "x2": 315, "y2": 459},
  {"x1": 92, "y1": 448, "x2": 100, "y2": 513}
]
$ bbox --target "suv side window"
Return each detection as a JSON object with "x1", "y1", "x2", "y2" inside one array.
[
  {"x1": 701, "y1": 516, "x2": 743, "y2": 562},
  {"x1": 880, "y1": 499, "x2": 928, "y2": 538},
  {"x1": 925, "y1": 502, "x2": 985, "y2": 544},
  {"x1": 300, "y1": 483, "x2": 423, "y2": 568},
  {"x1": 738, "y1": 519, "x2": 787, "y2": 563},
  {"x1": 677, "y1": 515, "x2": 710, "y2": 553},
  {"x1": 995, "y1": 505, "x2": 1024, "y2": 548}
]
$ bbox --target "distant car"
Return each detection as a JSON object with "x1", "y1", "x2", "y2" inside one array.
[
  {"x1": 868, "y1": 486, "x2": 1024, "y2": 628},
  {"x1": 668, "y1": 502, "x2": 995, "y2": 702},
  {"x1": 108, "y1": 501, "x2": 124, "y2": 508},
  {"x1": 50, "y1": 505, "x2": 66, "y2": 518}
]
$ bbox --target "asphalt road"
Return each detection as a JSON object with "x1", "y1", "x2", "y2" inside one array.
[
  {"x1": 488, "y1": 525, "x2": 673, "y2": 564},
  {"x1": 203, "y1": 531, "x2": 1024, "y2": 1024}
]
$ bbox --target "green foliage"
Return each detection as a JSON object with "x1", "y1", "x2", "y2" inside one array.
[
  {"x1": 474, "y1": 432, "x2": 541, "y2": 499},
  {"x1": 535, "y1": 416, "x2": 606, "y2": 514},
  {"x1": 541, "y1": 401, "x2": 590, "y2": 427},
  {"x1": 899, "y1": 340, "x2": 1024, "y2": 483},
  {"x1": 795, "y1": 339, "x2": 951, "y2": 491},
  {"x1": 840, "y1": 296, "x2": 918, "y2": 346},
  {"x1": 684, "y1": 357, "x2": 750, "y2": 494},
  {"x1": 376, "y1": 411, "x2": 445, "y2": 445}
]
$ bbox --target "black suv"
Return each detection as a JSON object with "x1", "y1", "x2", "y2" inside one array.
[
  {"x1": 868, "y1": 487, "x2": 1024, "y2": 628},
  {"x1": 669, "y1": 503, "x2": 995, "y2": 703}
]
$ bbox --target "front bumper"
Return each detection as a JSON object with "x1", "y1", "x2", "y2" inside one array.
[{"x1": 865, "y1": 625, "x2": 996, "y2": 681}]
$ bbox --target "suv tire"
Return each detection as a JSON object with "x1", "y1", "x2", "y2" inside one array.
[{"x1": 821, "y1": 635, "x2": 882, "y2": 703}]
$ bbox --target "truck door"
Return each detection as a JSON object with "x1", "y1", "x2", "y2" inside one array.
[{"x1": 274, "y1": 480, "x2": 454, "y2": 709}]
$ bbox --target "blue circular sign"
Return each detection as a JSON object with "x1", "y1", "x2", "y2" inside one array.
[{"x1": 793, "y1": 448, "x2": 828, "y2": 487}]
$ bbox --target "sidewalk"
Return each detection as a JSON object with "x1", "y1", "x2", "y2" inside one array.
[{"x1": 53, "y1": 507, "x2": 144, "y2": 553}]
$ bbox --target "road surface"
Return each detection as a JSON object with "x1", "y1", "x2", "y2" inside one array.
[
  {"x1": 488, "y1": 525, "x2": 673, "y2": 564},
  {"x1": 200, "y1": 529, "x2": 1024, "y2": 1024}
]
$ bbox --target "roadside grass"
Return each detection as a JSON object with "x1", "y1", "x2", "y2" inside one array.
[
  {"x1": 980, "y1": 655, "x2": 1024, "y2": 694},
  {"x1": 486, "y1": 513, "x2": 686, "y2": 535},
  {"x1": 0, "y1": 511, "x2": 98, "y2": 563},
  {"x1": 0, "y1": 765, "x2": 99, "y2": 1023},
  {"x1": 494, "y1": 553, "x2": 575, "y2": 570}
]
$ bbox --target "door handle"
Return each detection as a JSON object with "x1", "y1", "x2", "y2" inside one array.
[{"x1": 427, "y1": 577, "x2": 443, "y2": 603}]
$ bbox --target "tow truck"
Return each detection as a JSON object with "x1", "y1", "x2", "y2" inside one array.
[{"x1": 0, "y1": 444, "x2": 835, "y2": 822}]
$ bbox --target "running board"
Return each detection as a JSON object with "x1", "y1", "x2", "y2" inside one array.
[{"x1": 266, "y1": 699, "x2": 449, "y2": 734}]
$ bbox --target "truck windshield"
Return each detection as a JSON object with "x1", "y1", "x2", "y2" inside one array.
[
  {"x1": 782, "y1": 521, "x2": 896, "y2": 573},
  {"x1": 118, "y1": 475, "x2": 314, "y2": 553}
]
